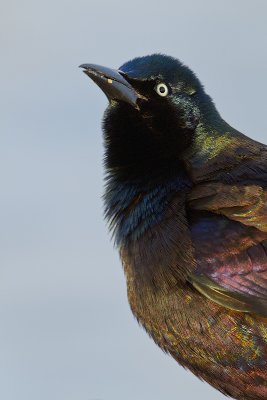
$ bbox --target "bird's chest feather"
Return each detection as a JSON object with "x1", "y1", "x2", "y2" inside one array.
[
  {"x1": 105, "y1": 173, "x2": 201, "y2": 345},
  {"x1": 105, "y1": 174, "x2": 267, "y2": 382},
  {"x1": 104, "y1": 173, "x2": 194, "y2": 288}
]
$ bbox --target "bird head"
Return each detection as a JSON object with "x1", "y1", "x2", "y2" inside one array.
[{"x1": 80, "y1": 54, "x2": 219, "y2": 175}]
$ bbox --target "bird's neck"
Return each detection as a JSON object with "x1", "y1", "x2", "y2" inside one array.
[{"x1": 104, "y1": 161, "x2": 191, "y2": 247}]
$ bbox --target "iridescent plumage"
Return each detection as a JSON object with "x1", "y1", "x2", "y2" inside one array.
[{"x1": 81, "y1": 54, "x2": 267, "y2": 399}]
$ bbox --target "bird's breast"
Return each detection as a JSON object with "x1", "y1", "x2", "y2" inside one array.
[{"x1": 104, "y1": 172, "x2": 191, "y2": 247}]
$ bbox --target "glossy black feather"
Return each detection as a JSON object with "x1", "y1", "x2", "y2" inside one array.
[{"x1": 82, "y1": 54, "x2": 267, "y2": 400}]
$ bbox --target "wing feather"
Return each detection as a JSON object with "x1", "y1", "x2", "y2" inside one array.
[{"x1": 188, "y1": 183, "x2": 267, "y2": 315}]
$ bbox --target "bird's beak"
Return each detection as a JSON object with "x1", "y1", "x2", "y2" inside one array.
[{"x1": 79, "y1": 63, "x2": 144, "y2": 109}]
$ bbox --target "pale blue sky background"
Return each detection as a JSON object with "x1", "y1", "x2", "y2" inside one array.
[{"x1": 1, "y1": 1, "x2": 267, "y2": 399}]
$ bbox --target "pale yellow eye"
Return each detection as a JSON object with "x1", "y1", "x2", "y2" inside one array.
[{"x1": 155, "y1": 83, "x2": 169, "y2": 97}]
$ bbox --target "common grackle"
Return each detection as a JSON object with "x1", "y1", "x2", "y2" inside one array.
[{"x1": 80, "y1": 54, "x2": 267, "y2": 400}]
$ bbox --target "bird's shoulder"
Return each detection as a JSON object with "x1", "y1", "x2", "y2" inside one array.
[{"x1": 185, "y1": 128, "x2": 267, "y2": 184}]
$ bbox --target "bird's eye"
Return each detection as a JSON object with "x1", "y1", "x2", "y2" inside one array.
[{"x1": 155, "y1": 83, "x2": 169, "y2": 97}]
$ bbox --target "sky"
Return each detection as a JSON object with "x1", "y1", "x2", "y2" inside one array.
[{"x1": 1, "y1": 1, "x2": 267, "y2": 399}]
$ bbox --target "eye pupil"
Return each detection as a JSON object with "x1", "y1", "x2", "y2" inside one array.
[{"x1": 159, "y1": 86, "x2": 166, "y2": 93}]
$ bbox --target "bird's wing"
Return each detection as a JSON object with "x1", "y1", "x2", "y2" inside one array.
[
  {"x1": 189, "y1": 183, "x2": 267, "y2": 231},
  {"x1": 188, "y1": 182, "x2": 267, "y2": 316}
]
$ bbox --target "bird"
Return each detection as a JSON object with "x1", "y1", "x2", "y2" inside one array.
[{"x1": 80, "y1": 54, "x2": 267, "y2": 400}]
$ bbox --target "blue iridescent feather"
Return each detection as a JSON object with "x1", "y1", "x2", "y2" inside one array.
[{"x1": 104, "y1": 171, "x2": 191, "y2": 246}]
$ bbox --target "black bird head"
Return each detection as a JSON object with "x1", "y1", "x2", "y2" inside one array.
[{"x1": 80, "y1": 54, "x2": 220, "y2": 176}]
